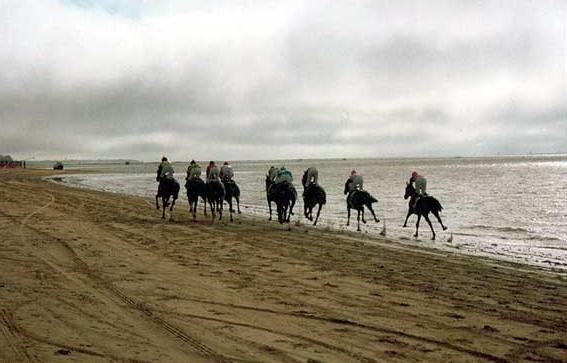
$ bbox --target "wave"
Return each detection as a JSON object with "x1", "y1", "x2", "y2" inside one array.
[{"x1": 465, "y1": 224, "x2": 531, "y2": 233}]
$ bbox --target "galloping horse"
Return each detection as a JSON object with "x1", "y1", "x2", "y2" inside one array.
[
  {"x1": 403, "y1": 182, "x2": 447, "y2": 240},
  {"x1": 268, "y1": 181, "x2": 297, "y2": 224},
  {"x1": 206, "y1": 181, "x2": 225, "y2": 222},
  {"x1": 222, "y1": 179, "x2": 241, "y2": 222},
  {"x1": 155, "y1": 178, "x2": 180, "y2": 220},
  {"x1": 185, "y1": 177, "x2": 207, "y2": 220},
  {"x1": 344, "y1": 183, "x2": 379, "y2": 232},
  {"x1": 302, "y1": 170, "x2": 326, "y2": 226}
]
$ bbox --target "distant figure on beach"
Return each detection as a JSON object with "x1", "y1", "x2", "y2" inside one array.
[
  {"x1": 186, "y1": 159, "x2": 202, "y2": 180},
  {"x1": 302, "y1": 167, "x2": 326, "y2": 226},
  {"x1": 302, "y1": 167, "x2": 319, "y2": 187},
  {"x1": 220, "y1": 161, "x2": 234, "y2": 182},
  {"x1": 344, "y1": 169, "x2": 363, "y2": 194},
  {"x1": 155, "y1": 156, "x2": 180, "y2": 219}
]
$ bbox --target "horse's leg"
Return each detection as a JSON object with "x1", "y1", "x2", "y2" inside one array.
[
  {"x1": 155, "y1": 194, "x2": 160, "y2": 210},
  {"x1": 414, "y1": 214, "x2": 421, "y2": 238},
  {"x1": 314, "y1": 204, "x2": 322, "y2": 226},
  {"x1": 236, "y1": 196, "x2": 241, "y2": 214},
  {"x1": 219, "y1": 199, "x2": 223, "y2": 221},
  {"x1": 403, "y1": 209, "x2": 412, "y2": 227},
  {"x1": 432, "y1": 210, "x2": 448, "y2": 231},
  {"x1": 357, "y1": 209, "x2": 361, "y2": 232},
  {"x1": 304, "y1": 203, "x2": 308, "y2": 220},
  {"x1": 346, "y1": 206, "x2": 351, "y2": 226},
  {"x1": 424, "y1": 213, "x2": 435, "y2": 240},
  {"x1": 209, "y1": 200, "x2": 215, "y2": 222},
  {"x1": 361, "y1": 209, "x2": 367, "y2": 224},
  {"x1": 367, "y1": 204, "x2": 380, "y2": 223},
  {"x1": 161, "y1": 197, "x2": 167, "y2": 219},
  {"x1": 268, "y1": 199, "x2": 273, "y2": 221}
]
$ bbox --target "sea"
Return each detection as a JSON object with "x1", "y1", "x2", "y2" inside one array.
[{"x1": 37, "y1": 155, "x2": 567, "y2": 271}]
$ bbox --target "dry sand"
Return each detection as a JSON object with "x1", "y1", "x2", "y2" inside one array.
[{"x1": 1, "y1": 168, "x2": 566, "y2": 363}]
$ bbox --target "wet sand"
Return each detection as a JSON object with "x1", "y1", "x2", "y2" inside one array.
[{"x1": 1, "y1": 168, "x2": 566, "y2": 362}]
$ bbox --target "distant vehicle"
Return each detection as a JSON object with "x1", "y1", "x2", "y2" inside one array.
[
  {"x1": 125, "y1": 161, "x2": 130, "y2": 165},
  {"x1": 53, "y1": 162, "x2": 64, "y2": 170}
]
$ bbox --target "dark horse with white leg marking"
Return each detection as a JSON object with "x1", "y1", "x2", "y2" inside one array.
[
  {"x1": 222, "y1": 179, "x2": 241, "y2": 222},
  {"x1": 403, "y1": 181, "x2": 447, "y2": 240},
  {"x1": 155, "y1": 178, "x2": 180, "y2": 220},
  {"x1": 302, "y1": 170, "x2": 326, "y2": 226},
  {"x1": 185, "y1": 177, "x2": 207, "y2": 220},
  {"x1": 268, "y1": 181, "x2": 297, "y2": 224},
  {"x1": 206, "y1": 181, "x2": 225, "y2": 222},
  {"x1": 344, "y1": 184, "x2": 379, "y2": 232}
]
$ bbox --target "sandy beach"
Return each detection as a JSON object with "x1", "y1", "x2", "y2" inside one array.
[{"x1": 1, "y1": 168, "x2": 566, "y2": 363}]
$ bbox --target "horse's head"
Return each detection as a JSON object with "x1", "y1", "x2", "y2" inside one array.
[
  {"x1": 404, "y1": 181, "x2": 415, "y2": 200},
  {"x1": 301, "y1": 170, "x2": 307, "y2": 187}
]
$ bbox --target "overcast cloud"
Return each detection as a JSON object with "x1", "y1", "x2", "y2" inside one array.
[{"x1": 1, "y1": 0, "x2": 566, "y2": 160}]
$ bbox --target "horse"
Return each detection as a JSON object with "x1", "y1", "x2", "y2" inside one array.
[
  {"x1": 344, "y1": 183, "x2": 379, "y2": 231},
  {"x1": 222, "y1": 178, "x2": 241, "y2": 222},
  {"x1": 403, "y1": 181, "x2": 447, "y2": 240},
  {"x1": 155, "y1": 178, "x2": 180, "y2": 220},
  {"x1": 302, "y1": 170, "x2": 326, "y2": 226},
  {"x1": 206, "y1": 180, "x2": 225, "y2": 222},
  {"x1": 268, "y1": 182, "x2": 297, "y2": 224},
  {"x1": 185, "y1": 177, "x2": 207, "y2": 220}
]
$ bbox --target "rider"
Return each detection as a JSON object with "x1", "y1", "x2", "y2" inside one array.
[
  {"x1": 157, "y1": 156, "x2": 175, "y2": 194},
  {"x1": 274, "y1": 166, "x2": 293, "y2": 185},
  {"x1": 410, "y1": 171, "x2": 427, "y2": 208},
  {"x1": 206, "y1": 161, "x2": 221, "y2": 183},
  {"x1": 186, "y1": 159, "x2": 202, "y2": 180},
  {"x1": 219, "y1": 161, "x2": 234, "y2": 182},
  {"x1": 303, "y1": 167, "x2": 319, "y2": 187},
  {"x1": 267, "y1": 165, "x2": 278, "y2": 183},
  {"x1": 344, "y1": 169, "x2": 363, "y2": 195}
]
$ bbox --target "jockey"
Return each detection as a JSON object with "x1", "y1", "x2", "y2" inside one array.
[
  {"x1": 220, "y1": 161, "x2": 234, "y2": 182},
  {"x1": 410, "y1": 171, "x2": 427, "y2": 197},
  {"x1": 206, "y1": 161, "x2": 221, "y2": 183},
  {"x1": 344, "y1": 169, "x2": 363, "y2": 195},
  {"x1": 157, "y1": 156, "x2": 174, "y2": 181},
  {"x1": 303, "y1": 167, "x2": 319, "y2": 187},
  {"x1": 267, "y1": 165, "x2": 278, "y2": 182},
  {"x1": 274, "y1": 166, "x2": 293, "y2": 185},
  {"x1": 186, "y1": 159, "x2": 202, "y2": 180}
]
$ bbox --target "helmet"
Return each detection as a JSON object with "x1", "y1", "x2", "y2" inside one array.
[
  {"x1": 190, "y1": 159, "x2": 195, "y2": 164},
  {"x1": 411, "y1": 171, "x2": 418, "y2": 179},
  {"x1": 161, "y1": 156, "x2": 168, "y2": 162},
  {"x1": 209, "y1": 160, "x2": 215, "y2": 165},
  {"x1": 223, "y1": 161, "x2": 229, "y2": 165},
  {"x1": 351, "y1": 169, "x2": 357, "y2": 175}
]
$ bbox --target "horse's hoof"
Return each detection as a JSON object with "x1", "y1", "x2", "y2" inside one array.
[
  {"x1": 362, "y1": 220, "x2": 367, "y2": 224},
  {"x1": 414, "y1": 234, "x2": 418, "y2": 238},
  {"x1": 443, "y1": 226, "x2": 448, "y2": 231},
  {"x1": 402, "y1": 224, "x2": 407, "y2": 228},
  {"x1": 238, "y1": 211, "x2": 242, "y2": 214},
  {"x1": 431, "y1": 236, "x2": 436, "y2": 240},
  {"x1": 375, "y1": 219, "x2": 380, "y2": 223}
]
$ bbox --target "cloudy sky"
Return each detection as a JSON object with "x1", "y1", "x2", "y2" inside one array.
[{"x1": 1, "y1": 0, "x2": 566, "y2": 161}]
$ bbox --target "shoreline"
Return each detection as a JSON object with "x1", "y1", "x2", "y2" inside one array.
[
  {"x1": 44, "y1": 170, "x2": 567, "y2": 274},
  {"x1": 1, "y1": 168, "x2": 566, "y2": 362}
]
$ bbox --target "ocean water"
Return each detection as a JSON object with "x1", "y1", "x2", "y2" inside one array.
[{"x1": 45, "y1": 155, "x2": 567, "y2": 271}]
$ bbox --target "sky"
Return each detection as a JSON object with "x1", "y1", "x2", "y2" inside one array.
[{"x1": 1, "y1": 0, "x2": 566, "y2": 161}]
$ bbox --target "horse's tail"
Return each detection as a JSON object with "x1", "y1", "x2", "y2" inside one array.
[
  {"x1": 173, "y1": 180, "x2": 180, "y2": 199},
  {"x1": 365, "y1": 191, "x2": 377, "y2": 204},
  {"x1": 429, "y1": 197, "x2": 443, "y2": 213}
]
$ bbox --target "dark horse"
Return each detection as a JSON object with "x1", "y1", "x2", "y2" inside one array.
[
  {"x1": 267, "y1": 180, "x2": 297, "y2": 224},
  {"x1": 155, "y1": 178, "x2": 180, "y2": 220},
  {"x1": 403, "y1": 182, "x2": 447, "y2": 240},
  {"x1": 206, "y1": 181, "x2": 225, "y2": 222},
  {"x1": 344, "y1": 183, "x2": 379, "y2": 232},
  {"x1": 301, "y1": 171, "x2": 326, "y2": 226},
  {"x1": 222, "y1": 179, "x2": 241, "y2": 222},
  {"x1": 185, "y1": 177, "x2": 207, "y2": 220}
]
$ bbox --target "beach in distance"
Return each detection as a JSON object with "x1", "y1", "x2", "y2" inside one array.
[{"x1": 1, "y1": 166, "x2": 566, "y2": 362}]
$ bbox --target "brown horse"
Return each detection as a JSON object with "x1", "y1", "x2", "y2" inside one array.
[
  {"x1": 155, "y1": 178, "x2": 180, "y2": 220},
  {"x1": 403, "y1": 181, "x2": 447, "y2": 240}
]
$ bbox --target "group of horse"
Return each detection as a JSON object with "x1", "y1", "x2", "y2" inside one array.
[{"x1": 155, "y1": 170, "x2": 448, "y2": 240}]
